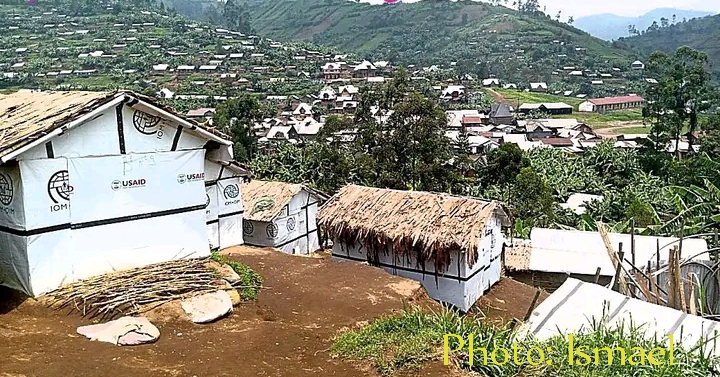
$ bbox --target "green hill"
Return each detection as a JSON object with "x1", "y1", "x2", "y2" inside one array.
[
  {"x1": 240, "y1": 0, "x2": 641, "y2": 83},
  {"x1": 616, "y1": 14, "x2": 720, "y2": 75},
  {"x1": 0, "y1": 0, "x2": 337, "y2": 109}
]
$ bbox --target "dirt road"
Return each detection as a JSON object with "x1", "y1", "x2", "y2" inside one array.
[{"x1": 1, "y1": 247, "x2": 543, "y2": 377}]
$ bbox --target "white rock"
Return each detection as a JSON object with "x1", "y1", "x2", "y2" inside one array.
[
  {"x1": 76, "y1": 317, "x2": 160, "y2": 346},
  {"x1": 181, "y1": 290, "x2": 233, "y2": 324}
]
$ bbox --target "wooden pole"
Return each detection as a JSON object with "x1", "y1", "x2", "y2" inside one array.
[
  {"x1": 612, "y1": 248, "x2": 625, "y2": 292},
  {"x1": 630, "y1": 221, "x2": 636, "y2": 273},
  {"x1": 598, "y1": 222, "x2": 629, "y2": 295},
  {"x1": 523, "y1": 288, "x2": 542, "y2": 322},
  {"x1": 656, "y1": 239, "x2": 661, "y2": 288},
  {"x1": 687, "y1": 272, "x2": 697, "y2": 316},
  {"x1": 593, "y1": 267, "x2": 602, "y2": 284}
]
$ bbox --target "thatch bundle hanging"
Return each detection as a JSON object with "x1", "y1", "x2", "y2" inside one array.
[{"x1": 318, "y1": 185, "x2": 511, "y2": 273}]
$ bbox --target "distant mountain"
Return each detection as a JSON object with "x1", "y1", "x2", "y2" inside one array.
[
  {"x1": 574, "y1": 8, "x2": 714, "y2": 40},
  {"x1": 617, "y1": 13, "x2": 720, "y2": 74},
  {"x1": 235, "y1": 0, "x2": 638, "y2": 83}
]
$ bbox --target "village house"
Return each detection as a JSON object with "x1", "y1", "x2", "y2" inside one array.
[
  {"x1": 293, "y1": 103, "x2": 313, "y2": 121},
  {"x1": 578, "y1": 95, "x2": 645, "y2": 113},
  {"x1": 322, "y1": 62, "x2": 343, "y2": 81},
  {"x1": 353, "y1": 60, "x2": 376, "y2": 78},
  {"x1": 489, "y1": 103, "x2": 514, "y2": 125},
  {"x1": 482, "y1": 78, "x2": 500, "y2": 87},
  {"x1": 320, "y1": 185, "x2": 510, "y2": 312},
  {"x1": 631, "y1": 60, "x2": 645, "y2": 70},
  {"x1": 241, "y1": 180, "x2": 326, "y2": 255},
  {"x1": 0, "y1": 90, "x2": 249, "y2": 297},
  {"x1": 441, "y1": 85, "x2": 465, "y2": 101},
  {"x1": 518, "y1": 102, "x2": 573, "y2": 115},
  {"x1": 529, "y1": 82, "x2": 547, "y2": 92},
  {"x1": 186, "y1": 108, "x2": 215, "y2": 121}
]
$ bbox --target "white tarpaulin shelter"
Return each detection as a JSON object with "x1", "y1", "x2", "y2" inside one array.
[
  {"x1": 525, "y1": 278, "x2": 720, "y2": 357},
  {"x1": 319, "y1": 185, "x2": 510, "y2": 312},
  {"x1": 241, "y1": 180, "x2": 325, "y2": 255},
  {"x1": 0, "y1": 90, "x2": 249, "y2": 296},
  {"x1": 529, "y1": 228, "x2": 710, "y2": 277}
]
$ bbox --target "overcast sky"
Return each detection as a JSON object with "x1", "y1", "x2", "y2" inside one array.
[{"x1": 359, "y1": 0, "x2": 720, "y2": 18}]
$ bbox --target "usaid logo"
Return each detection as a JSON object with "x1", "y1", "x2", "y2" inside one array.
[
  {"x1": 178, "y1": 173, "x2": 205, "y2": 184},
  {"x1": 111, "y1": 178, "x2": 147, "y2": 191}
]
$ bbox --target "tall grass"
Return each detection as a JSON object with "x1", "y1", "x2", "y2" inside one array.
[{"x1": 331, "y1": 305, "x2": 720, "y2": 376}]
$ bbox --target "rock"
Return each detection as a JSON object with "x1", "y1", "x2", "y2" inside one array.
[
  {"x1": 216, "y1": 263, "x2": 241, "y2": 284},
  {"x1": 181, "y1": 290, "x2": 233, "y2": 324},
  {"x1": 226, "y1": 288, "x2": 241, "y2": 306},
  {"x1": 76, "y1": 317, "x2": 160, "y2": 346}
]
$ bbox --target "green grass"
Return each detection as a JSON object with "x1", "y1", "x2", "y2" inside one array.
[
  {"x1": 492, "y1": 88, "x2": 585, "y2": 108},
  {"x1": 555, "y1": 109, "x2": 645, "y2": 128},
  {"x1": 616, "y1": 125, "x2": 653, "y2": 134},
  {"x1": 331, "y1": 305, "x2": 720, "y2": 376},
  {"x1": 210, "y1": 250, "x2": 263, "y2": 300}
]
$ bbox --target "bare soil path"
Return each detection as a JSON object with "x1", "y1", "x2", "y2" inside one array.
[{"x1": 0, "y1": 247, "x2": 543, "y2": 377}]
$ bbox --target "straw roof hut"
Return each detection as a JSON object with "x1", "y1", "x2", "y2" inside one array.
[
  {"x1": 318, "y1": 185, "x2": 511, "y2": 273},
  {"x1": 240, "y1": 180, "x2": 327, "y2": 254}
]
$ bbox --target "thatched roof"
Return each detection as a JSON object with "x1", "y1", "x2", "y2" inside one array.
[
  {"x1": 0, "y1": 90, "x2": 227, "y2": 160},
  {"x1": 318, "y1": 185, "x2": 510, "y2": 271},
  {"x1": 241, "y1": 180, "x2": 326, "y2": 222}
]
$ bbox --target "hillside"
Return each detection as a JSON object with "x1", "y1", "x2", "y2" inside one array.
[
  {"x1": 574, "y1": 8, "x2": 714, "y2": 41},
  {"x1": 617, "y1": 14, "x2": 720, "y2": 74},
  {"x1": 0, "y1": 0, "x2": 344, "y2": 110},
  {"x1": 240, "y1": 0, "x2": 641, "y2": 83}
]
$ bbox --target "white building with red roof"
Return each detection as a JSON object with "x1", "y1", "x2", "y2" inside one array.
[{"x1": 579, "y1": 95, "x2": 645, "y2": 113}]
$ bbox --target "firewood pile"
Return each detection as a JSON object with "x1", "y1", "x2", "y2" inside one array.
[{"x1": 44, "y1": 259, "x2": 226, "y2": 319}]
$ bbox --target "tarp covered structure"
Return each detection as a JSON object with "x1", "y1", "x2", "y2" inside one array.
[
  {"x1": 241, "y1": 180, "x2": 325, "y2": 255},
  {"x1": 529, "y1": 228, "x2": 710, "y2": 277},
  {"x1": 0, "y1": 90, "x2": 249, "y2": 296},
  {"x1": 319, "y1": 185, "x2": 511, "y2": 311},
  {"x1": 525, "y1": 278, "x2": 720, "y2": 357}
]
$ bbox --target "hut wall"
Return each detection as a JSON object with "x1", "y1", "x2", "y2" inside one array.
[
  {"x1": 331, "y1": 216, "x2": 504, "y2": 311},
  {"x1": 204, "y1": 159, "x2": 244, "y2": 249},
  {"x1": 0, "y1": 149, "x2": 210, "y2": 297},
  {"x1": 242, "y1": 191, "x2": 321, "y2": 255}
]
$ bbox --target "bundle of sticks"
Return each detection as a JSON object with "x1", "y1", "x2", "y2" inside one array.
[{"x1": 44, "y1": 259, "x2": 223, "y2": 319}]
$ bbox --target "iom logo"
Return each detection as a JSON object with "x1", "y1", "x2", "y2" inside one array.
[
  {"x1": 0, "y1": 173, "x2": 13, "y2": 206},
  {"x1": 266, "y1": 223, "x2": 278, "y2": 238},
  {"x1": 132, "y1": 110, "x2": 162, "y2": 136},
  {"x1": 286, "y1": 217, "x2": 296, "y2": 232},
  {"x1": 243, "y1": 220, "x2": 253, "y2": 235},
  {"x1": 111, "y1": 178, "x2": 147, "y2": 191},
  {"x1": 48, "y1": 170, "x2": 73, "y2": 212},
  {"x1": 223, "y1": 184, "x2": 239, "y2": 199}
]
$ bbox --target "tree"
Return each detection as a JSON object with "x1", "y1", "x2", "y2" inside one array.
[
  {"x1": 213, "y1": 95, "x2": 261, "y2": 162},
  {"x1": 660, "y1": 17, "x2": 669, "y2": 28},
  {"x1": 480, "y1": 142, "x2": 529, "y2": 188},
  {"x1": 510, "y1": 167, "x2": 556, "y2": 228},
  {"x1": 567, "y1": 15, "x2": 574, "y2": 25},
  {"x1": 700, "y1": 115, "x2": 720, "y2": 160},
  {"x1": 644, "y1": 46, "x2": 713, "y2": 157},
  {"x1": 223, "y1": 0, "x2": 253, "y2": 34}
]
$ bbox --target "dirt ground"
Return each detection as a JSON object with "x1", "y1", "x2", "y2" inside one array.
[{"x1": 0, "y1": 247, "x2": 545, "y2": 377}]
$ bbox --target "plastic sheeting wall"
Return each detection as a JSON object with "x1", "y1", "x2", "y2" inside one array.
[
  {"x1": 525, "y1": 278, "x2": 720, "y2": 358},
  {"x1": 242, "y1": 191, "x2": 320, "y2": 255},
  {"x1": 0, "y1": 149, "x2": 210, "y2": 296},
  {"x1": 331, "y1": 216, "x2": 504, "y2": 312},
  {"x1": 204, "y1": 160, "x2": 244, "y2": 250},
  {"x1": 20, "y1": 104, "x2": 210, "y2": 161},
  {"x1": 529, "y1": 228, "x2": 710, "y2": 276}
]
